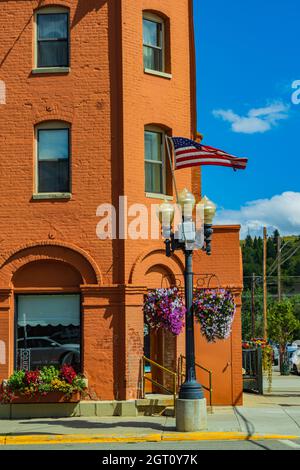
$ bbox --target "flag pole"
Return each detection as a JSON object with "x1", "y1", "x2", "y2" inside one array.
[{"x1": 165, "y1": 136, "x2": 179, "y2": 203}]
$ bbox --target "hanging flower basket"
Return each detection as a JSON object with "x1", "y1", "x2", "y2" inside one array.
[
  {"x1": 143, "y1": 287, "x2": 186, "y2": 336},
  {"x1": 193, "y1": 289, "x2": 236, "y2": 343}
]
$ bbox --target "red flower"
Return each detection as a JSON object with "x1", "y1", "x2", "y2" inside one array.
[
  {"x1": 60, "y1": 365, "x2": 77, "y2": 384},
  {"x1": 25, "y1": 370, "x2": 40, "y2": 385}
]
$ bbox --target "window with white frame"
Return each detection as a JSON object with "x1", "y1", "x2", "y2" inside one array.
[
  {"x1": 143, "y1": 13, "x2": 164, "y2": 72},
  {"x1": 36, "y1": 122, "x2": 70, "y2": 194},
  {"x1": 144, "y1": 128, "x2": 166, "y2": 194},
  {"x1": 35, "y1": 8, "x2": 69, "y2": 68}
]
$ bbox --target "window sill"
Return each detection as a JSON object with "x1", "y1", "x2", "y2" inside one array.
[
  {"x1": 146, "y1": 193, "x2": 173, "y2": 201},
  {"x1": 31, "y1": 67, "x2": 70, "y2": 75},
  {"x1": 144, "y1": 68, "x2": 172, "y2": 80},
  {"x1": 32, "y1": 193, "x2": 72, "y2": 200}
]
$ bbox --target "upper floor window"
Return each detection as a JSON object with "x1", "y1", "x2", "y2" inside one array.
[
  {"x1": 36, "y1": 8, "x2": 69, "y2": 68},
  {"x1": 36, "y1": 122, "x2": 70, "y2": 194},
  {"x1": 143, "y1": 13, "x2": 164, "y2": 72},
  {"x1": 145, "y1": 128, "x2": 166, "y2": 194}
]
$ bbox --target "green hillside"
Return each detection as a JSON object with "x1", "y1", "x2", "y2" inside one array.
[{"x1": 241, "y1": 230, "x2": 300, "y2": 339}]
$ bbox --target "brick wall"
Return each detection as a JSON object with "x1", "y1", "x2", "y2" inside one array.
[{"x1": 0, "y1": 1, "x2": 243, "y2": 404}]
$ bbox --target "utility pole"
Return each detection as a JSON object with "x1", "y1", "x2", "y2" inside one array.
[
  {"x1": 277, "y1": 235, "x2": 282, "y2": 301},
  {"x1": 251, "y1": 273, "x2": 256, "y2": 338},
  {"x1": 263, "y1": 227, "x2": 268, "y2": 341}
]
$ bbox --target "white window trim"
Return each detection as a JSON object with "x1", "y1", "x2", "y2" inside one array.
[
  {"x1": 33, "y1": 6, "x2": 70, "y2": 71},
  {"x1": 143, "y1": 12, "x2": 165, "y2": 73},
  {"x1": 145, "y1": 126, "x2": 168, "y2": 196},
  {"x1": 35, "y1": 121, "x2": 71, "y2": 196},
  {"x1": 146, "y1": 193, "x2": 173, "y2": 201},
  {"x1": 144, "y1": 68, "x2": 172, "y2": 79}
]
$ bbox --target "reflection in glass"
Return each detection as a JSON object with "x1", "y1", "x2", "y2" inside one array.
[
  {"x1": 37, "y1": 13, "x2": 69, "y2": 67},
  {"x1": 16, "y1": 295, "x2": 81, "y2": 372},
  {"x1": 143, "y1": 18, "x2": 163, "y2": 72},
  {"x1": 145, "y1": 131, "x2": 163, "y2": 194},
  {"x1": 37, "y1": 128, "x2": 70, "y2": 193}
]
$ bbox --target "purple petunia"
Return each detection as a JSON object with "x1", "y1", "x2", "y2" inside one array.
[
  {"x1": 193, "y1": 289, "x2": 236, "y2": 343},
  {"x1": 144, "y1": 288, "x2": 186, "y2": 336}
]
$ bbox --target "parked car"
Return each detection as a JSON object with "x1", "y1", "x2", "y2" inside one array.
[
  {"x1": 50, "y1": 328, "x2": 80, "y2": 345},
  {"x1": 17, "y1": 337, "x2": 80, "y2": 369},
  {"x1": 287, "y1": 344, "x2": 298, "y2": 364},
  {"x1": 291, "y1": 349, "x2": 300, "y2": 375}
]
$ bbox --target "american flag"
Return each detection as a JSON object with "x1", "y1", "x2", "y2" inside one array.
[{"x1": 170, "y1": 137, "x2": 248, "y2": 171}]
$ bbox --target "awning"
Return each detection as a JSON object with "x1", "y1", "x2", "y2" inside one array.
[{"x1": 17, "y1": 294, "x2": 80, "y2": 327}]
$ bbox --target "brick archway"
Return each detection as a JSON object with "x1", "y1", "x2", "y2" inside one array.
[
  {"x1": 129, "y1": 248, "x2": 184, "y2": 286},
  {"x1": 0, "y1": 241, "x2": 101, "y2": 287}
]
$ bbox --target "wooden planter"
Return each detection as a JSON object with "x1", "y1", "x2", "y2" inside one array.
[{"x1": 10, "y1": 391, "x2": 81, "y2": 404}]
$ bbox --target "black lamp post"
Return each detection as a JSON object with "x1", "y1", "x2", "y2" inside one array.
[{"x1": 158, "y1": 189, "x2": 216, "y2": 401}]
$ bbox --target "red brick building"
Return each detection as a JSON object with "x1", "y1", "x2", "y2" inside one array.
[{"x1": 0, "y1": 0, "x2": 243, "y2": 405}]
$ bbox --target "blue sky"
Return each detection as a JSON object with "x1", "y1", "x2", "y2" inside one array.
[{"x1": 193, "y1": 0, "x2": 300, "y2": 237}]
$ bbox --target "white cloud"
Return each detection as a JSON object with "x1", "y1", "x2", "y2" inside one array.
[
  {"x1": 215, "y1": 192, "x2": 300, "y2": 238},
  {"x1": 213, "y1": 102, "x2": 289, "y2": 134}
]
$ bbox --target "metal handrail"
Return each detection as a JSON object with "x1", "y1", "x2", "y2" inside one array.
[
  {"x1": 142, "y1": 356, "x2": 177, "y2": 411},
  {"x1": 179, "y1": 355, "x2": 213, "y2": 408}
]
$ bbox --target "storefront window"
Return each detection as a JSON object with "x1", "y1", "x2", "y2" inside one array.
[{"x1": 16, "y1": 294, "x2": 81, "y2": 372}]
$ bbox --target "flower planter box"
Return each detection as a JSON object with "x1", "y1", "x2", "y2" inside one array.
[{"x1": 10, "y1": 391, "x2": 81, "y2": 404}]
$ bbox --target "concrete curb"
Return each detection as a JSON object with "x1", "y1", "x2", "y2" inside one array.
[{"x1": 0, "y1": 432, "x2": 299, "y2": 445}]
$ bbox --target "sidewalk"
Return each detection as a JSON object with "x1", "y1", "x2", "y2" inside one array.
[
  {"x1": 0, "y1": 373, "x2": 299, "y2": 445},
  {"x1": 0, "y1": 399, "x2": 299, "y2": 445}
]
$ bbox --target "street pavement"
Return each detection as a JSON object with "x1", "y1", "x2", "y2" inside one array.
[
  {"x1": 1, "y1": 439, "x2": 300, "y2": 451},
  {"x1": 0, "y1": 372, "x2": 298, "y2": 450}
]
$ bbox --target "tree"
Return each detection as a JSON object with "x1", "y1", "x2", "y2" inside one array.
[
  {"x1": 267, "y1": 299, "x2": 300, "y2": 374},
  {"x1": 242, "y1": 287, "x2": 273, "y2": 340}
]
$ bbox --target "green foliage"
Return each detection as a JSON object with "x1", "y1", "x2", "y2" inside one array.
[
  {"x1": 1, "y1": 366, "x2": 87, "y2": 403},
  {"x1": 290, "y1": 295, "x2": 300, "y2": 338},
  {"x1": 6, "y1": 370, "x2": 26, "y2": 392},
  {"x1": 241, "y1": 231, "x2": 300, "y2": 292},
  {"x1": 242, "y1": 287, "x2": 273, "y2": 340},
  {"x1": 242, "y1": 231, "x2": 300, "y2": 340},
  {"x1": 267, "y1": 299, "x2": 300, "y2": 346},
  {"x1": 39, "y1": 365, "x2": 59, "y2": 384}
]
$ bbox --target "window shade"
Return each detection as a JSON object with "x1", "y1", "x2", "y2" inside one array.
[{"x1": 17, "y1": 295, "x2": 80, "y2": 327}]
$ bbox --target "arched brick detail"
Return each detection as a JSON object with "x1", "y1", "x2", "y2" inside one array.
[
  {"x1": 33, "y1": 111, "x2": 74, "y2": 126},
  {"x1": 34, "y1": 1, "x2": 72, "y2": 11},
  {"x1": 0, "y1": 241, "x2": 101, "y2": 287},
  {"x1": 129, "y1": 248, "x2": 184, "y2": 286}
]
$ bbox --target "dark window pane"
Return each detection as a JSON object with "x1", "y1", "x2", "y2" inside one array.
[
  {"x1": 38, "y1": 160, "x2": 69, "y2": 193},
  {"x1": 145, "y1": 162, "x2": 163, "y2": 194},
  {"x1": 38, "y1": 40, "x2": 68, "y2": 68},
  {"x1": 38, "y1": 14, "x2": 68, "y2": 40},
  {"x1": 143, "y1": 45, "x2": 162, "y2": 71}
]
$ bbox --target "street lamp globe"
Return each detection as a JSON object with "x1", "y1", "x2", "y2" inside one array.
[
  {"x1": 201, "y1": 196, "x2": 217, "y2": 225},
  {"x1": 178, "y1": 188, "x2": 196, "y2": 220},
  {"x1": 158, "y1": 200, "x2": 175, "y2": 239}
]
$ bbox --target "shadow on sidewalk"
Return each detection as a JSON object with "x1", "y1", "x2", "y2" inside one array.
[
  {"x1": 18, "y1": 419, "x2": 174, "y2": 432},
  {"x1": 234, "y1": 392, "x2": 271, "y2": 451}
]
